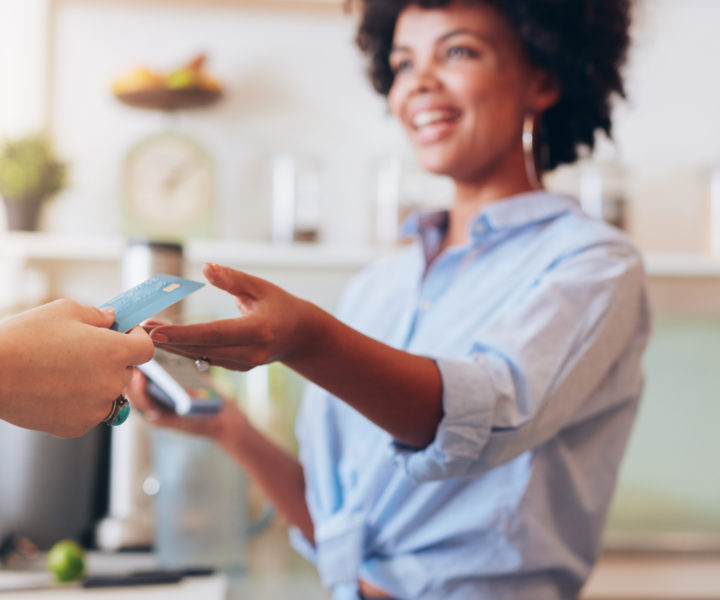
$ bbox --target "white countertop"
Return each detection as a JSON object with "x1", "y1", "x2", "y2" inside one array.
[
  {"x1": 0, "y1": 561, "x2": 227, "y2": 599},
  {"x1": 2, "y1": 527, "x2": 719, "y2": 599},
  {"x1": 0, "y1": 523, "x2": 330, "y2": 600}
]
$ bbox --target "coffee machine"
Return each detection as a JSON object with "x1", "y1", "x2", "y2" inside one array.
[{"x1": 95, "y1": 240, "x2": 184, "y2": 550}]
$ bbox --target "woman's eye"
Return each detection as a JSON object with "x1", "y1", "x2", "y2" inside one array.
[
  {"x1": 446, "y1": 46, "x2": 479, "y2": 60},
  {"x1": 391, "y1": 59, "x2": 413, "y2": 74}
]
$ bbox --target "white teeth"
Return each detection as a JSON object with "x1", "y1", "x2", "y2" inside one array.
[{"x1": 412, "y1": 110, "x2": 457, "y2": 128}]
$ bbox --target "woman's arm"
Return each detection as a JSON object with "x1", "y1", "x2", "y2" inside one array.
[
  {"x1": 0, "y1": 299, "x2": 154, "y2": 437},
  {"x1": 127, "y1": 371, "x2": 314, "y2": 541},
  {"x1": 284, "y1": 307, "x2": 444, "y2": 449},
  {"x1": 148, "y1": 263, "x2": 444, "y2": 449}
]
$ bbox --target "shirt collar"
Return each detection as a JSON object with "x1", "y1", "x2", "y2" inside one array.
[
  {"x1": 400, "y1": 191, "x2": 578, "y2": 245},
  {"x1": 477, "y1": 191, "x2": 577, "y2": 231}
]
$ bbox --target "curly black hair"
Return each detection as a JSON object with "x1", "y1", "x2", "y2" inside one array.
[{"x1": 355, "y1": 0, "x2": 632, "y2": 171}]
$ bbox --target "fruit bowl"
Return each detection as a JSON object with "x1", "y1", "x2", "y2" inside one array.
[
  {"x1": 114, "y1": 87, "x2": 222, "y2": 111},
  {"x1": 111, "y1": 54, "x2": 223, "y2": 112}
]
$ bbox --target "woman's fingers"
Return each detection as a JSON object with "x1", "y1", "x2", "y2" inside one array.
[
  {"x1": 126, "y1": 370, "x2": 155, "y2": 413},
  {"x1": 150, "y1": 317, "x2": 261, "y2": 346},
  {"x1": 152, "y1": 342, "x2": 263, "y2": 371},
  {"x1": 126, "y1": 370, "x2": 226, "y2": 437},
  {"x1": 203, "y1": 263, "x2": 263, "y2": 298},
  {"x1": 144, "y1": 409, "x2": 198, "y2": 432}
]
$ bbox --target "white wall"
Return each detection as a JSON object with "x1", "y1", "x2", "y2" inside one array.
[
  {"x1": 0, "y1": 0, "x2": 49, "y2": 136},
  {"x1": 1, "y1": 0, "x2": 720, "y2": 253},
  {"x1": 613, "y1": 0, "x2": 720, "y2": 253},
  {"x1": 44, "y1": 1, "x2": 414, "y2": 247}
]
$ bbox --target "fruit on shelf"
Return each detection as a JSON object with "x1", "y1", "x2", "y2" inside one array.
[
  {"x1": 165, "y1": 67, "x2": 196, "y2": 90},
  {"x1": 112, "y1": 67, "x2": 165, "y2": 94},
  {"x1": 165, "y1": 54, "x2": 221, "y2": 92},
  {"x1": 112, "y1": 53, "x2": 222, "y2": 110}
]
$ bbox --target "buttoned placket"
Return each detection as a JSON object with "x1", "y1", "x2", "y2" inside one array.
[
  {"x1": 403, "y1": 247, "x2": 476, "y2": 348},
  {"x1": 398, "y1": 212, "x2": 496, "y2": 349}
]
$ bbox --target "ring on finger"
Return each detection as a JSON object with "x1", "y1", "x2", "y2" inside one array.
[
  {"x1": 103, "y1": 395, "x2": 131, "y2": 426},
  {"x1": 195, "y1": 357, "x2": 211, "y2": 372}
]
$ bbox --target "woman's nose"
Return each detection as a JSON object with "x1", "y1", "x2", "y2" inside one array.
[{"x1": 407, "y1": 60, "x2": 442, "y2": 94}]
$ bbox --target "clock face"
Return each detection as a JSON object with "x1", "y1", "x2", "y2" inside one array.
[{"x1": 124, "y1": 133, "x2": 214, "y2": 239}]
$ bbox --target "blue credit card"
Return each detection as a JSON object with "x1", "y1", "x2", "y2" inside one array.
[{"x1": 99, "y1": 274, "x2": 204, "y2": 333}]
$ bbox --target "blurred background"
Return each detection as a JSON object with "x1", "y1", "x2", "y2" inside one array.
[{"x1": 0, "y1": 0, "x2": 719, "y2": 598}]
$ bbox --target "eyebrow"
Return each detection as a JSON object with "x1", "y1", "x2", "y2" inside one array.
[{"x1": 390, "y1": 28, "x2": 496, "y2": 54}]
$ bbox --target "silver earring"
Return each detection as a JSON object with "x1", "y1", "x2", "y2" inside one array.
[{"x1": 522, "y1": 114, "x2": 541, "y2": 189}]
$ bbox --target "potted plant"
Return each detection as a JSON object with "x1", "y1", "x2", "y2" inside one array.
[{"x1": 0, "y1": 133, "x2": 68, "y2": 231}]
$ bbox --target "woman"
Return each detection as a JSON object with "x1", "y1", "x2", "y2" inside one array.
[
  {"x1": 0, "y1": 300, "x2": 153, "y2": 437},
  {"x1": 131, "y1": 1, "x2": 649, "y2": 598}
]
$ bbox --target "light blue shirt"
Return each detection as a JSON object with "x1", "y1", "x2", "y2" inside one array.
[{"x1": 290, "y1": 191, "x2": 650, "y2": 600}]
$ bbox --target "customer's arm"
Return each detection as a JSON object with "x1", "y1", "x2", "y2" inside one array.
[{"x1": 0, "y1": 299, "x2": 154, "y2": 437}]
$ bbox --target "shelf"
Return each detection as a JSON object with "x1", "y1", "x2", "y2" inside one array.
[
  {"x1": 0, "y1": 231, "x2": 386, "y2": 270},
  {"x1": 4, "y1": 232, "x2": 720, "y2": 277},
  {"x1": 115, "y1": 87, "x2": 222, "y2": 111},
  {"x1": 0, "y1": 232, "x2": 125, "y2": 262}
]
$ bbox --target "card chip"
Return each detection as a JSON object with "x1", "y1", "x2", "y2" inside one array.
[{"x1": 163, "y1": 283, "x2": 181, "y2": 293}]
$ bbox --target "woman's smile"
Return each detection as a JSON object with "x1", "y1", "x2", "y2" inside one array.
[{"x1": 410, "y1": 105, "x2": 462, "y2": 143}]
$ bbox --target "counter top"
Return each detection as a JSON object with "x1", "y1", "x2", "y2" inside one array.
[
  {"x1": 3, "y1": 519, "x2": 720, "y2": 600},
  {"x1": 0, "y1": 558, "x2": 228, "y2": 599},
  {"x1": 2, "y1": 544, "x2": 719, "y2": 599}
]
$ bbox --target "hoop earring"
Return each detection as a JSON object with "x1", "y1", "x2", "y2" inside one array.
[{"x1": 522, "y1": 114, "x2": 541, "y2": 189}]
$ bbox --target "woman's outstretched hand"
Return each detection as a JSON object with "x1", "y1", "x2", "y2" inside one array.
[
  {"x1": 146, "y1": 263, "x2": 319, "y2": 372},
  {"x1": 145, "y1": 263, "x2": 442, "y2": 448}
]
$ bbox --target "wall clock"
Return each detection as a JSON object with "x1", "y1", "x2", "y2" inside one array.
[{"x1": 123, "y1": 132, "x2": 214, "y2": 240}]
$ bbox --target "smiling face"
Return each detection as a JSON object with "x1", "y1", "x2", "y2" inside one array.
[{"x1": 387, "y1": 1, "x2": 558, "y2": 189}]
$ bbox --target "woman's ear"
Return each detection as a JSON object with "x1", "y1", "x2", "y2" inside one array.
[{"x1": 528, "y1": 69, "x2": 561, "y2": 114}]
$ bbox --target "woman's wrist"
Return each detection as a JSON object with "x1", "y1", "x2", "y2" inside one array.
[{"x1": 283, "y1": 299, "x2": 333, "y2": 370}]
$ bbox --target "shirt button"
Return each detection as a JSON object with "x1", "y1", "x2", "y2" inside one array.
[{"x1": 419, "y1": 299, "x2": 432, "y2": 311}]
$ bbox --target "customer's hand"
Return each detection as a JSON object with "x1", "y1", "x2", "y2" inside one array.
[
  {"x1": 0, "y1": 299, "x2": 154, "y2": 437},
  {"x1": 146, "y1": 263, "x2": 319, "y2": 371}
]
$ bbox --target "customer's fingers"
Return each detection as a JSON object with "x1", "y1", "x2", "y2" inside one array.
[{"x1": 126, "y1": 326, "x2": 156, "y2": 364}]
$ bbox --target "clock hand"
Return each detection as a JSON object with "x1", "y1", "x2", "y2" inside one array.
[{"x1": 163, "y1": 159, "x2": 195, "y2": 193}]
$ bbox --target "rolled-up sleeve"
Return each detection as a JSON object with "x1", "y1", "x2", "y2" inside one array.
[
  {"x1": 391, "y1": 243, "x2": 648, "y2": 481},
  {"x1": 288, "y1": 525, "x2": 317, "y2": 564}
]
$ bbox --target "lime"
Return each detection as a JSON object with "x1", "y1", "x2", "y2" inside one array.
[{"x1": 47, "y1": 539, "x2": 85, "y2": 582}]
